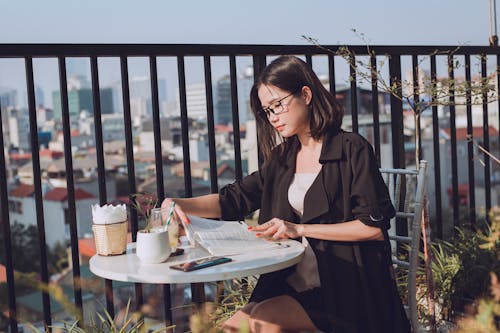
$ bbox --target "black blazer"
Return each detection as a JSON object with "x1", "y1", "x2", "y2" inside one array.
[
  {"x1": 219, "y1": 130, "x2": 410, "y2": 333},
  {"x1": 219, "y1": 129, "x2": 395, "y2": 228}
]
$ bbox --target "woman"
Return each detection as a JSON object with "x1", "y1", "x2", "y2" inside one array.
[{"x1": 162, "y1": 55, "x2": 411, "y2": 333}]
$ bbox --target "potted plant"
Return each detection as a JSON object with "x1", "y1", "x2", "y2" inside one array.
[{"x1": 130, "y1": 192, "x2": 171, "y2": 264}]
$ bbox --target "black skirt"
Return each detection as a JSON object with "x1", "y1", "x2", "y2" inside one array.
[{"x1": 249, "y1": 240, "x2": 411, "y2": 333}]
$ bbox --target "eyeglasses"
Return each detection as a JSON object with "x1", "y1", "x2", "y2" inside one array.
[{"x1": 261, "y1": 89, "x2": 299, "y2": 118}]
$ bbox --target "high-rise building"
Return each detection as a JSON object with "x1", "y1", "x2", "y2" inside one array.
[
  {"x1": 111, "y1": 77, "x2": 167, "y2": 119},
  {"x1": 66, "y1": 58, "x2": 90, "y2": 78},
  {"x1": 52, "y1": 87, "x2": 114, "y2": 120},
  {"x1": 8, "y1": 109, "x2": 30, "y2": 151},
  {"x1": 35, "y1": 85, "x2": 45, "y2": 107},
  {"x1": 214, "y1": 67, "x2": 253, "y2": 126},
  {"x1": 237, "y1": 67, "x2": 254, "y2": 123},
  {"x1": 215, "y1": 76, "x2": 231, "y2": 125},
  {"x1": 181, "y1": 83, "x2": 207, "y2": 120},
  {"x1": 0, "y1": 88, "x2": 18, "y2": 109}
]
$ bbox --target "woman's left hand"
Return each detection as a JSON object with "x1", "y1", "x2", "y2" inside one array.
[{"x1": 249, "y1": 218, "x2": 303, "y2": 239}]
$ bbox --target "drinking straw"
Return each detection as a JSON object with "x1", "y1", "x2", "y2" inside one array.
[{"x1": 166, "y1": 201, "x2": 175, "y2": 226}]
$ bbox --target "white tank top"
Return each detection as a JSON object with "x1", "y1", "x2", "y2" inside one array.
[{"x1": 286, "y1": 173, "x2": 322, "y2": 292}]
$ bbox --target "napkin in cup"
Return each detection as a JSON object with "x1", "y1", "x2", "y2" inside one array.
[{"x1": 92, "y1": 204, "x2": 127, "y2": 224}]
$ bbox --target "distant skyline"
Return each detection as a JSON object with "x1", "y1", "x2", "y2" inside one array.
[{"x1": 0, "y1": 0, "x2": 497, "y2": 109}]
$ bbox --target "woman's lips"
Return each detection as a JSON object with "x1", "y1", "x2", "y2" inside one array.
[{"x1": 276, "y1": 125, "x2": 285, "y2": 132}]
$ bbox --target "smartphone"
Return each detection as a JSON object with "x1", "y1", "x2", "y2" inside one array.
[{"x1": 170, "y1": 256, "x2": 232, "y2": 272}]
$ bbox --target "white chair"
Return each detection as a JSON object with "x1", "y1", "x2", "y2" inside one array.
[{"x1": 380, "y1": 160, "x2": 428, "y2": 332}]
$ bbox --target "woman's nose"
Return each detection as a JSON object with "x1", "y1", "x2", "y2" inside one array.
[{"x1": 268, "y1": 113, "x2": 279, "y2": 122}]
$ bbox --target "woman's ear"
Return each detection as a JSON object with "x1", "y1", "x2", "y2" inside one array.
[{"x1": 301, "y1": 86, "x2": 313, "y2": 105}]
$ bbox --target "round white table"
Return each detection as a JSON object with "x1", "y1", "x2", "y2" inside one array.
[{"x1": 89, "y1": 240, "x2": 304, "y2": 284}]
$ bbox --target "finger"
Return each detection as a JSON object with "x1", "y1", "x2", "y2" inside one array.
[
  {"x1": 250, "y1": 219, "x2": 276, "y2": 231},
  {"x1": 250, "y1": 224, "x2": 271, "y2": 231},
  {"x1": 178, "y1": 224, "x2": 187, "y2": 236},
  {"x1": 272, "y1": 225, "x2": 289, "y2": 239},
  {"x1": 260, "y1": 224, "x2": 281, "y2": 238},
  {"x1": 174, "y1": 206, "x2": 190, "y2": 224}
]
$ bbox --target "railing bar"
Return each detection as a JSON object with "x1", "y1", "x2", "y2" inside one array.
[
  {"x1": 177, "y1": 56, "x2": 193, "y2": 198},
  {"x1": 204, "y1": 55, "x2": 219, "y2": 192},
  {"x1": 149, "y1": 56, "x2": 172, "y2": 325},
  {"x1": 465, "y1": 55, "x2": 476, "y2": 226},
  {"x1": 481, "y1": 54, "x2": 492, "y2": 211},
  {"x1": 150, "y1": 56, "x2": 165, "y2": 202},
  {"x1": 349, "y1": 53, "x2": 359, "y2": 133},
  {"x1": 25, "y1": 56, "x2": 52, "y2": 332},
  {"x1": 0, "y1": 101, "x2": 18, "y2": 333},
  {"x1": 90, "y1": 56, "x2": 115, "y2": 318},
  {"x1": 120, "y1": 56, "x2": 138, "y2": 236},
  {"x1": 370, "y1": 53, "x2": 381, "y2": 166},
  {"x1": 58, "y1": 56, "x2": 84, "y2": 322},
  {"x1": 328, "y1": 54, "x2": 336, "y2": 99},
  {"x1": 388, "y1": 54, "x2": 405, "y2": 170},
  {"x1": 253, "y1": 55, "x2": 266, "y2": 168},
  {"x1": 430, "y1": 54, "x2": 443, "y2": 238},
  {"x1": 120, "y1": 56, "x2": 143, "y2": 308},
  {"x1": 90, "y1": 57, "x2": 107, "y2": 204},
  {"x1": 412, "y1": 55, "x2": 422, "y2": 161},
  {"x1": 305, "y1": 54, "x2": 312, "y2": 66},
  {"x1": 448, "y1": 55, "x2": 459, "y2": 227},
  {"x1": 1, "y1": 44, "x2": 498, "y2": 57},
  {"x1": 229, "y1": 55, "x2": 243, "y2": 181}
]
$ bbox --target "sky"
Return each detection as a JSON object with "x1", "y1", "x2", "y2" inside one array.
[
  {"x1": 0, "y1": 0, "x2": 496, "y2": 108},
  {"x1": 0, "y1": 0, "x2": 492, "y2": 45}
]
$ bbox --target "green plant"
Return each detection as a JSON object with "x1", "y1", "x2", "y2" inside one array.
[
  {"x1": 410, "y1": 209, "x2": 500, "y2": 326},
  {"x1": 212, "y1": 278, "x2": 255, "y2": 327},
  {"x1": 451, "y1": 274, "x2": 500, "y2": 332},
  {"x1": 130, "y1": 192, "x2": 159, "y2": 233},
  {"x1": 187, "y1": 278, "x2": 255, "y2": 333},
  {"x1": 51, "y1": 300, "x2": 142, "y2": 333},
  {"x1": 24, "y1": 297, "x2": 173, "y2": 333}
]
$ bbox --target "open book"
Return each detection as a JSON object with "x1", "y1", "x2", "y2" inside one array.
[{"x1": 184, "y1": 215, "x2": 287, "y2": 256}]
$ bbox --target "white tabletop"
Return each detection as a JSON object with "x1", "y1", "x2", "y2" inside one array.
[{"x1": 89, "y1": 240, "x2": 304, "y2": 284}]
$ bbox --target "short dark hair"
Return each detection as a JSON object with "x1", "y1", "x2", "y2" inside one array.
[{"x1": 250, "y1": 55, "x2": 343, "y2": 162}]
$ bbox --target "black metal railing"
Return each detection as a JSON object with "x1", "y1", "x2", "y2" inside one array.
[{"x1": 0, "y1": 44, "x2": 499, "y2": 332}]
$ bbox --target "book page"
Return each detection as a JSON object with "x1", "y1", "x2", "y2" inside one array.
[
  {"x1": 186, "y1": 215, "x2": 285, "y2": 255},
  {"x1": 188, "y1": 215, "x2": 249, "y2": 239}
]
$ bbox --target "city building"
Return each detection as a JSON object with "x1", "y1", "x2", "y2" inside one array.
[
  {"x1": 214, "y1": 68, "x2": 253, "y2": 126},
  {"x1": 129, "y1": 76, "x2": 167, "y2": 118},
  {"x1": 0, "y1": 87, "x2": 18, "y2": 108},
  {"x1": 52, "y1": 86, "x2": 114, "y2": 121},
  {"x1": 8, "y1": 184, "x2": 96, "y2": 248},
  {"x1": 7, "y1": 108, "x2": 30, "y2": 152},
  {"x1": 180, "y1": 82, "x2": 207, "y2": 120}
]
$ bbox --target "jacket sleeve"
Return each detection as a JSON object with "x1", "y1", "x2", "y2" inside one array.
[
  {"x1": 350, "y1": 140, "x2": 395, "y2": 229},
  {"x1": 218, "y1": 170, "x2": 264, "y2": 221}
]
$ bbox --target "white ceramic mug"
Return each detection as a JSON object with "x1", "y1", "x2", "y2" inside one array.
[{"x1": 136, "y1": 229, "x2": 171, "y2": 264}]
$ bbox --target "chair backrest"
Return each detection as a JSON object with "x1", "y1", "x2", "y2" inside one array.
[{"x1": 379, "y1": 160, "x2": 427, "y2": 332}]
